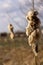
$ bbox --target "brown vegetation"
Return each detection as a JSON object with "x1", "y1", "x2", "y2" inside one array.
[{"x1": 0, "y1": 35, "x2": 43, "y2": 65}]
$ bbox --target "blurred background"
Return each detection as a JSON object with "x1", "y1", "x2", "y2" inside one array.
[
  {"x1": 0, "y1": 0, "x2": 43, "y2": 33},
  {"x1": 0, "y1": 1, "x2": 43, "y2": 65}
]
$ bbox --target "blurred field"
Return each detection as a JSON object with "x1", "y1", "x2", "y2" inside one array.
[{"x1": 0, "y1": 34, "x2": 43, "y2": 65}]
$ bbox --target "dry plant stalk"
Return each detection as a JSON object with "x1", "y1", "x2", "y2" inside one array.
[
  {"x1": 26, "y1": 10, "x2": 41, "y2": 56},
  {"x1": 8, "y1": 24, "x2": 14, "y2": 39}
]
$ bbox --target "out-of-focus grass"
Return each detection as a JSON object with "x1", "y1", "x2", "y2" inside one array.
[
  {"x1": 0, "y1": 35, "x2": 43, "y2": 65},
  {"x1": 0, "y1": 34, "x2": 43, "y2": 48},
  {"x1": 0, "y1": 36, "x2": 29, "y2": 64},
  {"x1": 0, "y1": 36, "x2": 28, "y2": 48},
  {"x1": 0, "y1": 34, "x2": 43, "y2": 52}
]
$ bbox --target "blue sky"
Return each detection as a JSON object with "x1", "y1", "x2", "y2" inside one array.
[{"x1": 0, "y1": 0, "x2": 43, "y2": 32}]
